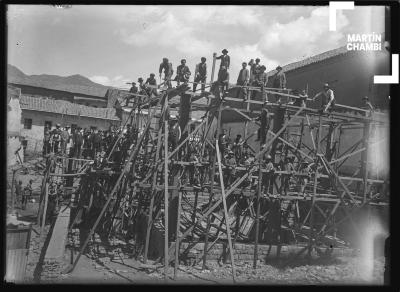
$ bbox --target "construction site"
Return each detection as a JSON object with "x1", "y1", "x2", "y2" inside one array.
[{"x1": 6, "y1": 47, "x2": 390, "y2": 284}]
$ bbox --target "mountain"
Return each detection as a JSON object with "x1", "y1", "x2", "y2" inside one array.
[{"x1": 7, "y1": 64, "x2": 111, "y2": 97}]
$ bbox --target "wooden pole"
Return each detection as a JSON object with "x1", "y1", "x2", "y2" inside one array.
[
  {"x1": 215, "y1": 142, "x2": 236, "y2": 283},
  {"x1": 41, "y1": 182, "x2": 49, "y2": 236},
  {"x1": 143, "y1": 120, "x2": 163, "y2": 263},
  {"x1": 202, "y1": 105, "x2": 220, "y2": 269},
  {"x1": 173, "y1": 190, "x2": 182, "y2": 280},
  {"x1": 164, "y1": 119, "x2": 169, "y2": 281},
  {"x1": 253, "y1": 146, "x2": 263, "y2": 268},
  {"x1": 309, "y1": 115, "x2": 322, "y2": 258},
  {"x1": 210, "y1": 53, "x2": 217, "y2": 84}
]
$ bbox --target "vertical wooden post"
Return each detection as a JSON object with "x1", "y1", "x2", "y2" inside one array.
[
  {"x1": 41, "y1": 182, "x2": 49, "y2": 236},
  {"x1": 144, "y1": 119, "x2": 163, "y2": 263},
  {"x1": 173, "y1": 190, "x2": 182, "y2": 280},
  {"x1": 309, "y1": 115, "x2": 322, "y2": 258},
  {"x1": 210, "y1": 53, "x2": 217, "y2": 84},
  {"x1": 253, "y1": 148, "x2": 263, "y2": 268},
  {"x1": 202, "y1": 104, "x2": 221, "y2": 270},
  {"x1": 164, "y1": 120, "x2": 169, "y2": 281},
  {"x1": 215, "y1": 142, "x2": 236, "y2": 283}
]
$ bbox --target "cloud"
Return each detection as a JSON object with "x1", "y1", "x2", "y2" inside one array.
[
  {"x1": 257, "y1": 7, "x2": 349, "y2": 65},
  {"x1": 89, "y1": 75, "x2": 131, "y2": 87}
]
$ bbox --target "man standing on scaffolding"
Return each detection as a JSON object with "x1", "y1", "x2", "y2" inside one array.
[
  {"x1": 313, "y1": 83, "x2": 335, "y2": 113},
  {"x1": 252, "y1": 65, "x2": 268, "y2": 101},
  {"x1": 216, "y1": 49, "x2": 230, "y2": 73},
  {"x1": 145, "y1": 73, "x2": 158, "y2": 97},
  {"x1": 271, "y1": 66, "x2": 287, "y2": 103},
  {"x1": 236, "y1": 62, "x2": 250, "y2": 101},
  {"x1": 217, "y1": 66, "x2": 230, "y2": 96},
  {"x1": 159, "y1": 58, "x2": 174, "y2": 89},
  {"x1": 174, "y1": 59, "x2": 191, "y2": 86},
  {"x1": 193, "y1": 57, "x2": 207, "y2": 92}
]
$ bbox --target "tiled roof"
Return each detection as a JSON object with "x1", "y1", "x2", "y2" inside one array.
[
  {"x1": 20, "y1": 95, "x2": 120, "y2": 121},
  {"x1": 267, "y1": 45, "x2": 350, "y2": 75}
]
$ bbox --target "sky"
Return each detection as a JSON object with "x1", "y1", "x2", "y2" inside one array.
[{"x1": 7, "y1": 5, "x2": 385, "y2": 89}]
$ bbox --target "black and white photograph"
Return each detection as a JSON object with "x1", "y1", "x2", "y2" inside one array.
[{"x1": 4, "y1": 2, "x2": 396, "y2": 285}]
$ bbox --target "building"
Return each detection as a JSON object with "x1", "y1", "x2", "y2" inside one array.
[
  {"x1": 19, "y1": 94, "x2": 121, "y2": 154},
  {"x1": 8, "y1": 65, "x2": 110, "y2": 108},
  {"x1": 266, "y1": 45, "x2": 390, "y2": 110},
  {"x1": 7, "y1": 86, "x2": 24, "y2": 166}
]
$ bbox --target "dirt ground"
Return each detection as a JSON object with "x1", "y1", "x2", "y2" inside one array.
[{"x1": 8, "y1": 168, "x2": 386, "y2": 285}]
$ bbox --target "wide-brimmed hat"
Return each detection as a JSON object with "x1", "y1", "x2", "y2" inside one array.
[
  {"x1": 150, "y1": 73, "x2": 155, "y2": 76},
  {"x1": 56, "y1": 123, "x2": 61, "y2": 127},
  {"x1": 276, "y1": 65, "x2": 282, "y2": 70},
  {"x1": 323, "y1": 83, "x2": 330, "y2": 88},
  {"x1": 138, "y1": 77, "x2": 143, "y2": 82},
  {"x1": 222, "y1": 49, "x2": 228, "y2": 53}
]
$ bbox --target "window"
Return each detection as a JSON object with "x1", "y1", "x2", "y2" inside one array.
[
  {"x1": 24, "y1": 118, "x2": 32, "y2": 129},
  {"x1": 44, "y1": 121, "x2": 52, "y2": 130}
]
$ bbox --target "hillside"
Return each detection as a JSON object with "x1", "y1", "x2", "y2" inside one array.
[{"x1": 7, "y1": 64, "x2": 111, "y2": 97}]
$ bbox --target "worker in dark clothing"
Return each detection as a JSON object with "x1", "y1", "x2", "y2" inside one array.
[
  {"x1": 193, "y1": 57, "x2": 207, "y2": 92},
  {"x1": 262, "y1": 154, "x2": 275, "y2": 195},
  {"x1": 145, "y1": 73, "x2": 158, "y2": 97},
  {"x1": 43, "y1": 125, "x2": 51, "y2": 155},
  {"x1": 168, "y1": 117, "x2": 181, "y2": 152},
  {"x1": 175, "y1": 59, "x2": 191, "y2": 86},
  {"x1": 92, "y1": 129, "x2": 102, "y2": 158},
  {"x1": 292, "y1": 89, "x2": 308, "y2": 107},
  {"x1": 61, "y1": 126, "x2": 70, "y2": 156},
  {"x1": 138, "y1": 78, "x2": 146, "y2": 94},
  {"x1": 224, "y1": 151, "x2": 237, "y2": 186},
  {"x1": 271, "y1": 65, "x2": 287, "y2": 103},
  {"x1": 159, "y1": 58, "x2": 174, "y2": 89},
  {"x1": 216, "y1": 49, "x2": 230, "y2": 72},
  {"x1": 22, "y1": 180, "x2": 33, "y2": 210},
  {"x1": 251, "y1": 58, "x2": 261, "y2": 82},
  {"x1": 237, "y1": 62, "x2": 250, "y2": 100},
  {"x1": 72, "y1": 128, "x2": 83, "y2": 158},
  {"x1": 232, "y1": 134, "x2": 243, "y2": 162},
  {"x1": 217, "y1": 66, "x2": 230, "y2": 94},
  {"x1": 255, "y1": 106, "x2": 270, "y2": 144},
  {"x1": 313, "y1": 83, "x2": 335, "y2": 113},
  {"x1": 51, "y1": 124, "x2": 62, "y2": 154},
  {"x1": 127, "y1": 82, "x2": 138, "y2": 106},
  {"x1": 252, "y1": 65, "x2": 268, "y2": 101}
]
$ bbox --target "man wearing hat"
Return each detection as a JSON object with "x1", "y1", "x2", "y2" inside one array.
[
  {"x1": 168, "y1": 116, "x2": 181, "y2": 152},
  {"x1": 362, "y1": 96, "x2": 374, "y2": 111},
  {"x1": 159, "y1": 58, "x2": 174, "y2": 89},
  {"x1": 193, "y1": 57, "x2": 207, "y2": 92},
  {"x1": 174, "y1": 59, "x2": 191, "y2": 86},
  {"x1": 236, "y1": 62, "x2": 250, "y2": 100},
  {"x1": 51, "y1": 124, "x2": 62, "y2": 153},
  {"x1": 252, "y1": 65, "x2": 268, "y2": 100},
  {"x1": 262, "y1": 154, "x2": 275, "y2": 194},
  {"x1": 137, "y1": 77, "x2": 146, "y2": 94},
  {"x1": 216, "y1": 49, "x2": 230, "y2": 72},
  {"x1": 271, "y1": 65, "x2": 287, "y2": 103},
  {"x1": 224, "y1": 150, "x2": 237, "y2": 186},
  {"x1": 61, "y1": 125, "x2": 71, "y2": 155},
  {"x1": 251, "y1": 58, "x2": 261, "y2": 81},
  {"x1": 312, "y1": 83, "x2": 335, "y2": 113},
  {"x1": 145, "y1": 73, "x2": 158, "y2": 97},
  {"x1": 125, "y1": 82, "x2": 138, "y2": 106}
]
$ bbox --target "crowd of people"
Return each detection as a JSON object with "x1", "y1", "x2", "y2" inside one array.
[{"x1": 43, "y1": 122, "x2": 139, "y2": 165}]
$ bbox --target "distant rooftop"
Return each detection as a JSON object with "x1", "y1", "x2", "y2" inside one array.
[
  {"x1": 267, "y1": 45, "x2": 350, "y2": 76},
  {"x1": 20, "y1": 95, "x2": 120, "y2": 121}
]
